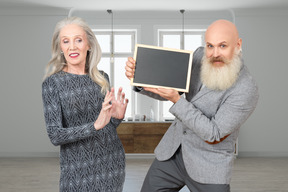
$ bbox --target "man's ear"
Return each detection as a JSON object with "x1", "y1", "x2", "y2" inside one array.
[{"x1": 237, "y1": 38, "x2": 242, "y2": 50}]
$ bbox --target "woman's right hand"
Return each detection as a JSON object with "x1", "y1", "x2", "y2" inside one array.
[
  {"x1": 94, "y1": 90, "x2": 113, "y2": 130},
  {"x1": 125, "y1": 57, "x2": 135, "y2": 80}
]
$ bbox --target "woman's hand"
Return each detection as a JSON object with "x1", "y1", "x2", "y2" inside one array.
[
  {"x1": 110, "y1": 87, "x2": 129, "y2": 119},
  {"x1": 94, "y1": 90, "x2": 114, "y2": 130},
  {"x1": 93, "y1": 87, "x2": 129, "y2": 130}
]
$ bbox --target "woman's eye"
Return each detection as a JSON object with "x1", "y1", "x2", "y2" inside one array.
[
  {"x1": 76, "y1": 39, "x2": 82, "y2": 43},
  {"x1": 63, "y1": 40, "x2": 69, "y2": 44}
]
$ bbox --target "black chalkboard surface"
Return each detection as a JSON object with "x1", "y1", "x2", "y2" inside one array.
[{"x1": 131, "y1": 44, "x2": 193, "y2": 92}]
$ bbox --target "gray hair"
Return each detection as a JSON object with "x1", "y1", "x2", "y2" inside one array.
[{"x1": 44, "y1": 16, "x2": 109, "y2": 94}]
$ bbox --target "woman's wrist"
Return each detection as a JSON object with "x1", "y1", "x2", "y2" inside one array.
[{"x1": 94, "y1": 119, "x2": 104, "y2": 130}]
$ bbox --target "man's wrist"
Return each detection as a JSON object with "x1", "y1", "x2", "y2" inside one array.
[
  {"x1": 172, "y1": 94, "x2": 181, "y2": 103},
  {"x1": 133, "y1": 86, "x2": 143, "y2": 92}
]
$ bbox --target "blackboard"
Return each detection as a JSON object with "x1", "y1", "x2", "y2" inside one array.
[{"x1": 131, "y1": 44, "x2": 193, "y2": 92}]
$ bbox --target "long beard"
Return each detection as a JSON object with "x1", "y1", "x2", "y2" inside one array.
[{"x1": 200, "y1": 50, "x2": 242, "y2": 91}]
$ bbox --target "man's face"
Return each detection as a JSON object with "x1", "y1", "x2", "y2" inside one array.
[
  {"x1": 200, "y1": 20, "x2": 243, "y2": 90},
  {"x1": 205, "y1": 25, "x2": 241, "y2": 68}
]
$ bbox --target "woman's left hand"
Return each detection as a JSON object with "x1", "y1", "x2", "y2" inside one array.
[{"x1": 110, "y1": 87, "x2": 129, "y2": 119}]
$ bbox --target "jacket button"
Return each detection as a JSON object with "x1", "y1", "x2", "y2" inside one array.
[{"x1": 183, "y1": 131, "x2": 187, "y2": 135}]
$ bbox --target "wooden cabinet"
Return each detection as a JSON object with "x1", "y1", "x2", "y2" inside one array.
[{"x1": 117, "y1": 122, "x2": 171, "y2": 153}]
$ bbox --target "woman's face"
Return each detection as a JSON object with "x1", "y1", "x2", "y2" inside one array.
[{"x1": 59, "y1": 24, "x2": 90, "y2": 68}]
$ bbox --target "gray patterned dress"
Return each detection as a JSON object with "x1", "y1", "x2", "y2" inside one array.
[{"x1": 42, "y1": 71, "x2": 125, "y2": 192}]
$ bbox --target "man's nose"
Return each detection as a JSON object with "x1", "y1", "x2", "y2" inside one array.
[{"x1": 213, "y1": 47, "x2": 220, "y2": 57}]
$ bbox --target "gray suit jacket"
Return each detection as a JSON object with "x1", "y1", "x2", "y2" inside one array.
[{"x1": 137, "y1": 47, "x2": 259, "y2": 184}]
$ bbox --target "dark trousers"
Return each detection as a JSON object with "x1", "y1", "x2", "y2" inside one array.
[{"x1": 140, "y1": 147, "x2": 230, "y2": 192}]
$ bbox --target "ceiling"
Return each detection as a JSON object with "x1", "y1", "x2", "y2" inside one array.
[{"x1": 1, "y1": 0, "x2": 288, "y2": 11}]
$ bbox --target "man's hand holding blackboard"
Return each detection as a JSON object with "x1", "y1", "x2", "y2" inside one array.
[
  {"x1": 125, "y1": 57, "x2": 135, "y2": 80},
  {"x1": 143, "y1": 87, "x2": 181, "y2": 103}
]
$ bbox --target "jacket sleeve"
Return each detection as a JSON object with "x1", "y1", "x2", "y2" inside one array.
[{"x1": 169, "y1": 71, "x2": 259, "y2": 143}]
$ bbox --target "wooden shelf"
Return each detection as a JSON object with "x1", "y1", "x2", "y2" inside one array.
[{"x1": 117, "y1": 122, "x2": 171, "y2": 153}]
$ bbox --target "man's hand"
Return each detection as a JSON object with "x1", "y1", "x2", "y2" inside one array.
[
  {"x1": 205, "y1": 134, "x2": 230, "y2": 144},
  {"x1": 125, "y1": 57, "x2": 135, "y2": 80},
  {"x1": 144, "y1": 87, "x2": 181, "y2": 103}
]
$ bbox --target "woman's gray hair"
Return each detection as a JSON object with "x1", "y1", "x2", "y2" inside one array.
[{"x1": 44, "y1": 16, "x2": 109, "y2": 94}]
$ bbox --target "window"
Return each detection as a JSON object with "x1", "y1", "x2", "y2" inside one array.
[
  {"x1": 158, "y1": 29, "x2": 205, "y2": 120},
  {"x1": 93, "y1": 30, "x2": 136, "y2": 119}
]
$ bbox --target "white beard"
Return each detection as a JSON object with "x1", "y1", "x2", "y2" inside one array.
[{"x1": 200, "y1": 50, "x2": 242, "y2": 91}]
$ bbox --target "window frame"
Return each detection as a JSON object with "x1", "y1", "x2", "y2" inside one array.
[{"x1": 93, "y1": 29, "x2": 137, "y2": 119}]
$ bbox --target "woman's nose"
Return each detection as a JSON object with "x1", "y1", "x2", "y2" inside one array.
[{"x1": 69, "y1": 42, "x2": 76, "y2": 50}]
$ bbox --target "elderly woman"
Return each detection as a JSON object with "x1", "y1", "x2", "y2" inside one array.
[{"x1": 42, "y1": 17, "x2": 128, "y2": 192}]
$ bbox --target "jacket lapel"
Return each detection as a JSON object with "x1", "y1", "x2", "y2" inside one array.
[{"x1": 191, "y1": 86, "x2": 214, "y2": 102}]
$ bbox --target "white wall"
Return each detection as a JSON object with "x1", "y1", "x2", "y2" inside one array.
[
  {"x1": 0, "y1": 7, "x2": 287, "y2": 157},
  {"x1": 0, "y1": 8, "x2": 68, "y2": 157},
  {"x1": 235, "y1": 8, "x2": 288, "y2": 156}
]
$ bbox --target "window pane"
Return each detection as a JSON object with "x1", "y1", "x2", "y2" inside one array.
[
  {"x1": 161, "y1": 34, "x2": 180, "y2": 120},
  {"x1": 163, "y1": 35, "x2": 180, "y2": 49},
  {"x1": 163, "y1": 101, "x2": 174, "y2": 120},
  {"x1": 96, "y1": 35, "x2": 110, "y2": 53},
  {"x1": 161, "y1": 33, "x2": 203, "y2": 120},
  {"x1": 98, "y1": 57, "x2": 110, "y2": 77},
  {"x1": 114, "y1": 35, "x2": 132, "y2": 53},
  {"x1": 114, "y1": 57, "x2": 132, "y2": 118},
  {"x1": 184, "y1": 35, "x2": 203, "y2": 51}
]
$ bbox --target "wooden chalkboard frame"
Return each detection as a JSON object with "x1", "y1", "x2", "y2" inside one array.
[{"x1": 131, "y1": 44, "x2": 193, "y2": 92}]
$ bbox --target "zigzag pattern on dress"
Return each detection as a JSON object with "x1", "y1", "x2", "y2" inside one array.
[{"x1": 42, "y1": 71, "x2": 125, "y2": 192}]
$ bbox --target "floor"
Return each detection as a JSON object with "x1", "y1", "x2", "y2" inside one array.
[{"x1": 0, "y1": 156, "x2": 288, "y2": 192}]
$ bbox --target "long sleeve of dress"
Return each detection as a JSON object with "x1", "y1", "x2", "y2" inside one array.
[
  {"x1": 42, "y1": 78, "x2": 98, "y2": 146},
  {"x1": 42, "y1": 72, "x2": 122, "y2": 146}
]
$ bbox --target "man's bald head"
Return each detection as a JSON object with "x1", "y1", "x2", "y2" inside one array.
[
  {"x1": 206, "y1": 20, "x2": 239, "y2": 46},
  {"x1": 204, "y1": 19, "x2": 242, "y2": 67}
]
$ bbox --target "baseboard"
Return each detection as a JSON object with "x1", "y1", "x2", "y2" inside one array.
[
  {"x1": 0, "y1": 152, "x2": 155, "y2": 158},
  {"x1": 125, "y1": 153, "x2": 155, "y2": 159},
  {"x1": 0, "y1": 152, "x2": 59, "y2": 158},
  {"x1": 1, "y1": 151, "x2": 288, "y2": 158},
  {"x1": 238, "y1": 151, "x2": 288, "y2": 157}
]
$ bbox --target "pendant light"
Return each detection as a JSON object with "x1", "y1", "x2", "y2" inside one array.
[
  {"x1": 107, "y1": 9, "x2": 114, "y2": 64},
  {"x1": 180, "y1": 9, "x2": 185, "y2": 50}
]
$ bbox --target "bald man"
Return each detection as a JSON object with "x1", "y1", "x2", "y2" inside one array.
[{"x1": 125, "y1": 20, "x2": 259, "y2": 192}]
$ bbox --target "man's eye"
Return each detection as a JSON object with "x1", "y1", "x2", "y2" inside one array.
[
  {"x1": 220, "y1": 44, "x2": 226, "y2": 48},
  {"x1": 207, "y1": 44, "x2": 213, "y2": 48}
]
